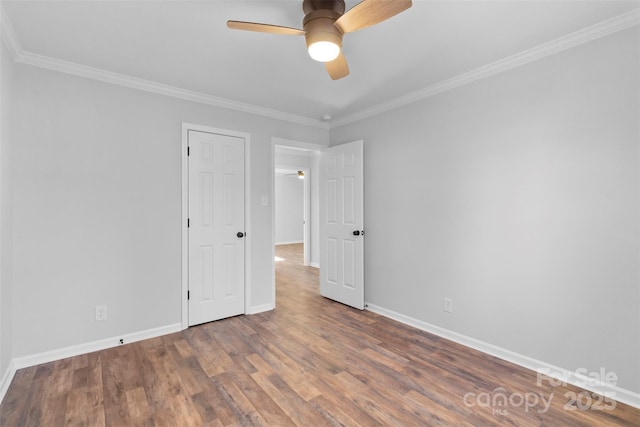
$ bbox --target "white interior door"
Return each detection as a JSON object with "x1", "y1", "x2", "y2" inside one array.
[
  {"x1": 188, "y1": 130, "x2": 245, "y2": 326},
  {"x1": 320, "y1": 140, "x2": 364, "y2": 310}
]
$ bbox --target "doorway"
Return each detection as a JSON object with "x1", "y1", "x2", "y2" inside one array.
[
  {"x1": 271, "y1": 138, "x2": 323, "y2": 307},
  {"x1": 275, "y1": 167, "x2": 309, "y2": 265},
  {"x1": 270, "y1": 138, "x2": 365, "y2": 312},
  {"x1": 273, "y1": 143, "x2": 321, "y2": 267}
]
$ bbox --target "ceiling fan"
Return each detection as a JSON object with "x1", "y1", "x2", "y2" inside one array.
[
  {"x1": 227, "y1": 0, "x2": 413, "y2": 80},
  {"x1": 286, "y1": 171, "x2": 306, "y2": 179}
]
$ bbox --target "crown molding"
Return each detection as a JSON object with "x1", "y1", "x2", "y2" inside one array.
[
  {"x1": 331, "y1": 8, "x2": 640, "y2": 128},
  {"x1": 2, "y1": 5, "x2": 638, "y2": 131},
  {"x1": 0, "y1": 3, "x2": 328, "y2": 130},
  {"x1": 0, "y1": 3, "x2": 22, "y2": 60},
  {"x1": 13, "y1": 50, "x2": 329, "y2": 129}
]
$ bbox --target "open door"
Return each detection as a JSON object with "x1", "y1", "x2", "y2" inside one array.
[{"x1": 319, "y1": 140, "x2": 364, "y2": 309}]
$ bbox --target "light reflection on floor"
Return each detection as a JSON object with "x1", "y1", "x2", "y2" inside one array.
[{"x1": 274, "y1": 256, "x2": 285, "y2": 262}]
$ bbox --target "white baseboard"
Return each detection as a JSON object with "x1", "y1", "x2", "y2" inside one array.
[
  {"x1": 0, "y1": 323, "x2": 181, "y2": 405},
  {"x1": 246, "y1": 303, "x2": 274, "y2": 315},
  {"x1": 365, "y1": 303, "x2": 640, "y2": 409},
  {"x1": 0, "y1": 359, "x2": 16, "y2": 405},
  {"x1": 309, "y1": 262, "x2": 320, "y2": 269},
  {"x1": 4, "y1": 306, "x2": 638, "y2": 410},
  {"x1": 275, "y1": 241, "x2": 303, "y2": 246}
]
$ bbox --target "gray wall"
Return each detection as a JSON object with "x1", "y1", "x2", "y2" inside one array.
[
  {"x1": 6, "y1": 59, "x2": 329, "y2": 359},
  {"x1": 275, "y1": 175, "x2": 304, "y2": 244},
  {"x1": 1, "y1": 40, "x2": 15, "y2": 381},
  {"x1": 2, "y1": 11, "x2": 638, "y2": 400},
  {"x1": 331, "y1": 27, "x2": 640, "y2": 392}
]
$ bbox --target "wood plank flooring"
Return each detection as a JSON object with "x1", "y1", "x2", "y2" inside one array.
[{"x1": 1, "y1": 243, "x2": 638, "y2": 426}]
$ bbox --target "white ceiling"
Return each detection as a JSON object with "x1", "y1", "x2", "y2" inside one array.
[{"x1": 3, "y1": 1, "x2": 639, "y2": 126}]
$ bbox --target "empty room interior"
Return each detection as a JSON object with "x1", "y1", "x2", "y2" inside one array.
[{"x1": 1, "y1": 0, "x2": 639, "y2": 425}]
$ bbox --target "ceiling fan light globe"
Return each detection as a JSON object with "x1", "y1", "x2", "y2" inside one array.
[{"x1": 308, "y1": 41, "x2": 340, "y2": 62}]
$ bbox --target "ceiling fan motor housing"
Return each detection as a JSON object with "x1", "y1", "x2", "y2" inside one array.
[
  {"x1": 303, "y1": 0, "x2": 346, "y2": 50},
  {"x1": 302, "y1": 0, "x2": 345, "y2": 15}
]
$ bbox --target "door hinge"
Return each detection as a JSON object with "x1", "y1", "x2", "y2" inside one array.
[
  {"x1": 187, "y1": 146, "x2": 190, "y2": 156},
  {"x1": 187, "y1": 290, "x2": 190, "y2": 300},
  {"x1": 187, "y1": 218, "x2": 190, "y2": 228}
]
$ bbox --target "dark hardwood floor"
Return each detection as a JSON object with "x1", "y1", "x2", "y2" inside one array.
[{"x1": 1, "y1": 243, "x2": 638, "y2": 426}]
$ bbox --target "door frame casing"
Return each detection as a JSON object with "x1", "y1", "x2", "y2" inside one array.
[
  {"x1": 302, "y1": 166, "x2": 311, "y2": 266},
  {"x1": 181, "y1": 123, "x2": 251, "y2": 330}
]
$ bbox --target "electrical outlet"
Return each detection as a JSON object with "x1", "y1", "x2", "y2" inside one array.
[
  {"x1": 95, "y1": 305, "x2": 107, "y2": 321},
  {"x1": 444, "y1": 298, "x2": 453, "y2": 313}
]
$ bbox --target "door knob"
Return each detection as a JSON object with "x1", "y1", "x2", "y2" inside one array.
[
  {"x1": 237, "y1": 232, "x2": 245, "y2": 238},
  {"x1": 353, "y1": 230, "x2": 360, "y2": 236}
]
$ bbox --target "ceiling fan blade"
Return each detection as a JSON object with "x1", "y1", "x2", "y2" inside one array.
[
  {"x1": 334, "y1": 0, "x2": 412, "y2": 34},
  {"x1": 227, "y1": 21, "x2": 305, "y2": 36},
  {"x1": 325, "y1": 52, "x2": 349, "y2": 80}
]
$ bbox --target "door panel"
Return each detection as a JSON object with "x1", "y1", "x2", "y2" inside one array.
[
  {"x1": 188, "y1": 130, "x2": 245, "y2": 326},
  {"x1": 320, "y1": 140, "x2": 364, "y2": 310}
]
